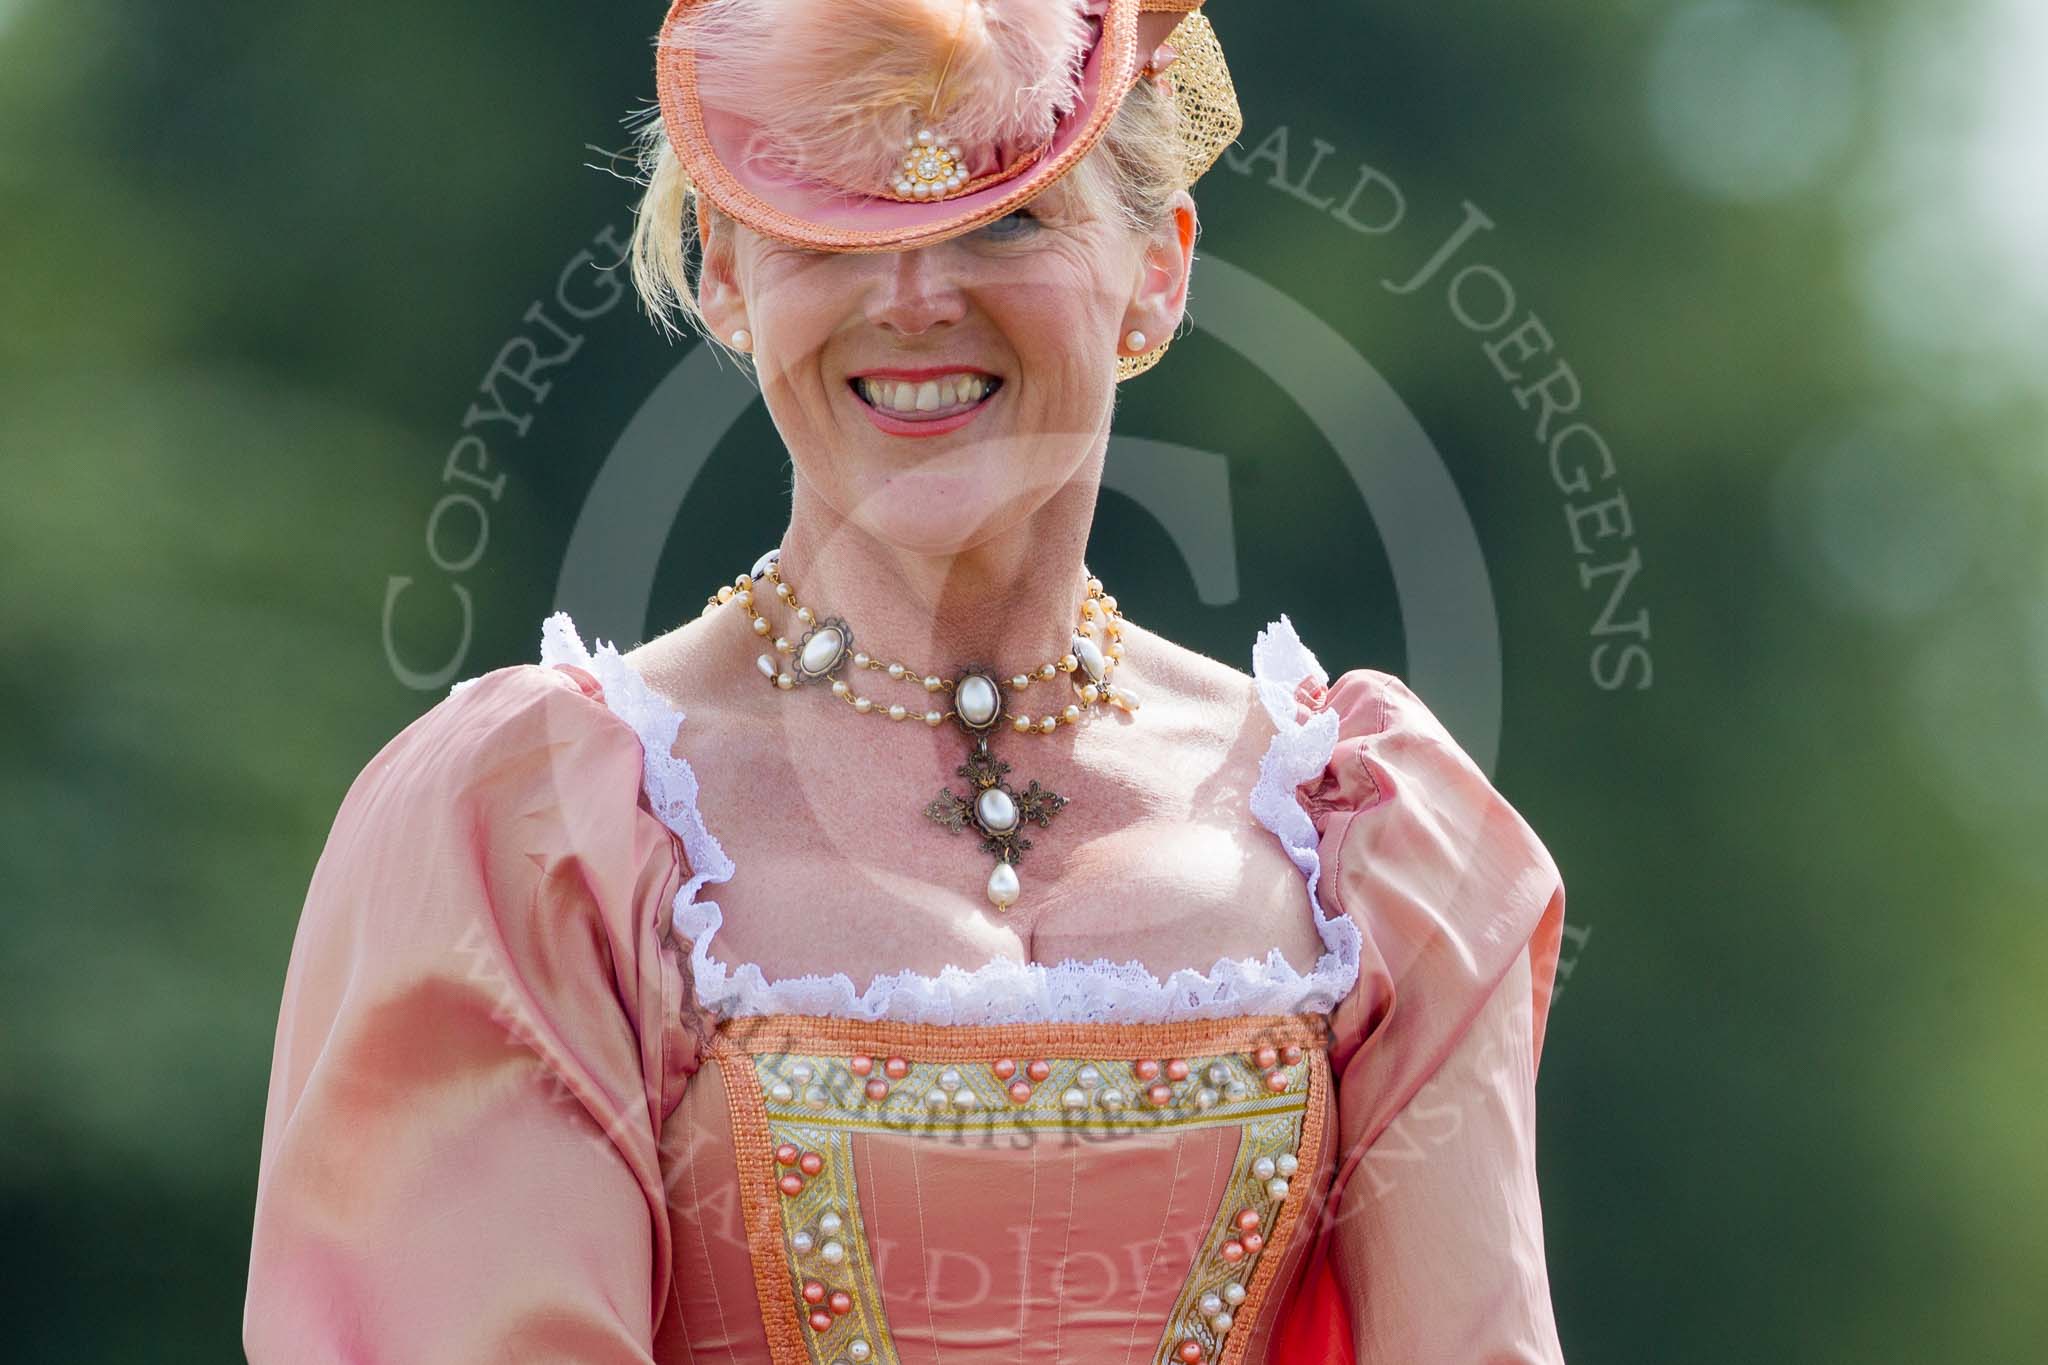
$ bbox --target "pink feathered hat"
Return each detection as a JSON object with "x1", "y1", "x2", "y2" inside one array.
[{"x1": 653, "y1": 0, "x2": 1230, "y2": 254}]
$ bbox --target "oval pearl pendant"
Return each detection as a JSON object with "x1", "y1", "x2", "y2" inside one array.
[
  {"x1": 1072, "y1": 635, "x2": 1107, "y2": 684},
  {"x1": 956, "y1": 673, "x2": 1001, "y2": 728},
  {"x1": 975, "y1": 786, "x2": 1018, "y2": 834},
  {"x1": 987, "y1": 861, "x2": 1020, "y2": 909},
  {"x1": 799, "y1": 625, "x2": 846, "y2": 677}
]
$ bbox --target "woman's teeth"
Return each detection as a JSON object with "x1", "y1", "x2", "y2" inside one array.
[{"x1": 855, "y1": 373, "x2": 995, "y2": 414}]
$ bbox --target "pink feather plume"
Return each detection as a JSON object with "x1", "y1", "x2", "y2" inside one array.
[{"x1": 676, "y1": 0, "x2": 1095, "y2": 192}]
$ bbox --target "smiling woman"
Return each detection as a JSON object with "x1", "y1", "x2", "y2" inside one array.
[{"x1": 243, "y1": 2, "x2": 1572, "y2": 1363}]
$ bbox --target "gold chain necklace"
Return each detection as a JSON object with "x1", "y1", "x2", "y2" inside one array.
[{"x1": 705, "y1": 547, "x2": 1139, "y2": 909}]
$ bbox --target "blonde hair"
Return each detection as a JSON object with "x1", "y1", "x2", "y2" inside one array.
[{"x1": 623, "y1": 76, "x2": 1189, "y2": 349}]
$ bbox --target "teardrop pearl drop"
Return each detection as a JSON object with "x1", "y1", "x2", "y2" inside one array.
[{"x1": 987, "y1": 861, "x2": 1020, "y2": 909}]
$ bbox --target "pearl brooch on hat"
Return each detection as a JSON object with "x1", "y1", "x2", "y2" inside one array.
[{"x1": 894, "y1": 126, "x2": 968, "y2": 199}]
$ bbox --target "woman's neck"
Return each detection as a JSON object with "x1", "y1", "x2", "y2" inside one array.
[{"x1": 773, "y1": 481, "x2": 1106, "y2": 680}]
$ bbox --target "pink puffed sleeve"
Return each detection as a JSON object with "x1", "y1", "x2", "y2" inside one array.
[
  {"x1": 244, "y1": 662, "x2": 704, "y2": 1362},
  {"x1": 1288, "y1": 668, "x2": 1569, "y2": 1362}
]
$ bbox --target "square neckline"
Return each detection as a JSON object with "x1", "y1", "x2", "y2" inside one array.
[{"x1": 528, "y1": 610, "x2": 1365, "y2": 1025}]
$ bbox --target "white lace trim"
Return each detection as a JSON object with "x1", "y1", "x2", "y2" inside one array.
[{"x1": 526, "y1": 610, "x2": 1360, "y2": 1024}]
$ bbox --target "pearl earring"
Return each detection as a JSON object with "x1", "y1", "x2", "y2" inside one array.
[
  {"x1": 1123, "y1": 329, "x2": 1147, "y2": 353},
  {"x1": 730, "y1": 328, "x2": 753, "y2": 352}
]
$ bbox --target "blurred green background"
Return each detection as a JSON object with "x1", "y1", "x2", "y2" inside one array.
[{"x1": 4, "y1": 0, "x2": 2044, "y2": 1359}]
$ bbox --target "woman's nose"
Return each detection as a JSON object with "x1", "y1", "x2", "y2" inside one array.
[{"x1": 864, "y1": 247, "x2": 967, "y2": 336}]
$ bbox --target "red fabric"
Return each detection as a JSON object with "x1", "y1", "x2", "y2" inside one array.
[{"x1": 1270, "y1": 1227, "x2": 1356, "y2": 1364}]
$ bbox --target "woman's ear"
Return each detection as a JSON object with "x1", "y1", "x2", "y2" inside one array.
[
  {"x1": 695, "y1": 211, "x2": 747, "y2": 346},
  {"x1": 1122, "y1": 189, "x2": 1198, "y2": 350}
]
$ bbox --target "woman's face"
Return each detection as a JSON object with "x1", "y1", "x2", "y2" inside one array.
[{"x1": 700, "y1": 180, "x2": 1195, "y2": 557}]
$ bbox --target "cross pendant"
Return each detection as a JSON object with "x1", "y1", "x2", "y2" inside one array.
[{"x1": 923, "y1": 737, "x2": 1069, "y2": 910}]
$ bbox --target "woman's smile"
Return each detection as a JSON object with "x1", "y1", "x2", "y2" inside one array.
[{"x1": 846, "y1": 364, "x2": 1006, "y2": 438}]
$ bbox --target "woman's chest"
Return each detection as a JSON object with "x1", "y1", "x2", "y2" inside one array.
[{"x1": 675, "y1": 712, "x2": 1327, "y2": 987}]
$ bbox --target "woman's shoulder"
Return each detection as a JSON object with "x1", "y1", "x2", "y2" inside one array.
[
  {"x1": 296, "y1": 634, "x2": 687, "y2": 1035},
  {"x1": 1135, "y1": 609, "x2": 1395, "y2": 742},
  {"x1": 604, "y1": 601, "x2": 783, "y2": 734},
  {"x1": 1107, "y1": 616, "x2": 1271, "y2": 745},
  {"x1": 1276, "y1": 627, "x2": 1559, "y2": 920},
  {"x1": 320, "y1": 656, "x2": 660, "y2": 898},
  {"x1": 437, "y1": 606, "x2": 742, "y2": 780},
  {"x1": 415, "y1": 657, "x2": 644, "y2": 795},
  {"x1": 1117, "y1": 611, "x2": 1514, "y2": 812},
  {"x1": 320, "y1": 617, "x2": 680, "y2": 894}
]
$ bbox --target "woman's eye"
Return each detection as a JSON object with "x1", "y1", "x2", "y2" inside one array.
[{"x1": 978, "y1": 208, "x2": 1041, "y2": 240}]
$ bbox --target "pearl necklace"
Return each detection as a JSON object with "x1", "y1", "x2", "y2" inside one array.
[{"x1": 705, "y1": 547, "x2": 1139, "y2": 909}]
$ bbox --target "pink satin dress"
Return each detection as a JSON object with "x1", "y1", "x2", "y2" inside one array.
[{"x1": 245, "y1": 612, "x2": 1569, "y2": 1363}]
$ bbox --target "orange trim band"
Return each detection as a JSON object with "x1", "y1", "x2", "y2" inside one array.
[
  {"x1": 709, "y1": 1038, "x2": 815, "y2": 1365},
  {"x1": 714, "y1": 1011, "x2": 1333, "y2": 1060},
  {"x1": 1220, "y1": 1048, "x2": 1331, "y2": 1364}
]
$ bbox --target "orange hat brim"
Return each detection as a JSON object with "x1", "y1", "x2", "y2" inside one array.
[{"x1": 657, "y1": 0, "x2": 1199, "y2": 253}]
